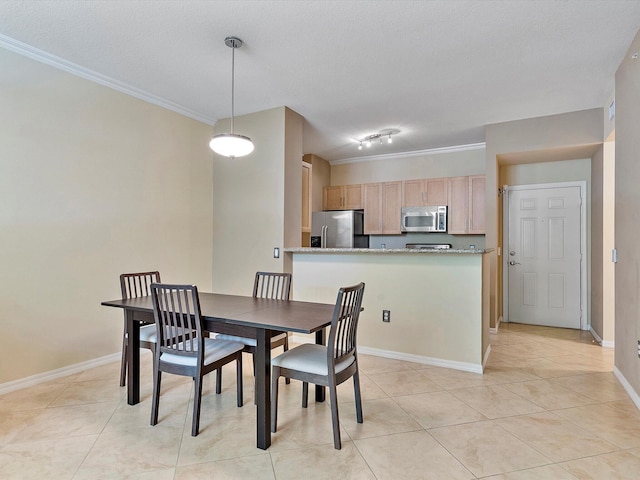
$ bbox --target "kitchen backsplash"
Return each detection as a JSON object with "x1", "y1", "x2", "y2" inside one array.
[{"x1": 369, "y1": 232, "x2": 486, "y2": 250}]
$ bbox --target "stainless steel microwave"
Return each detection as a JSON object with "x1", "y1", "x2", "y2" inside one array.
[{"x1": 401, "y1": 206, "x2": 447, "y2": 232}]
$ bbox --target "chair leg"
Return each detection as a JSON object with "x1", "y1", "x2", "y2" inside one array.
[
  {"x1": 192, "y1": 375, "x2": 203, "y2": 436},
  {"x1": 302, "y1": 381, "x2": 308, "y2": 408},
  {"x1": 284, "y1": 336, "x2": 290, "y2": 385},
  {"x1": 329, "y1": 382, "x2": 342, "y2": 450},
  {"x1": 353, "y1": 370, "x2": 363, "y2": 424},
  {"x1": 271, "y1": 366, "x2": 280, "y2": 432},
  {"x1": 119, "y1": 327, "x2": 127, "y2": 387},
  {"x1": 150, "y1": 369, "x2": 162, "y2": 426},
  {"x1": 236, "y1": 353, "x2": 244, "y2": 407},
  {"x1": 216, "y1": 367, "x2": 222, "y2": 394}
]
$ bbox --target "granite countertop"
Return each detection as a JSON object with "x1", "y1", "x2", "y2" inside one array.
[{"x1": 284, "y1": 247, "x2": 493, "y2": 254}]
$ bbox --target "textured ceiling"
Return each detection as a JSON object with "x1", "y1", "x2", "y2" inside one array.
[{"x1": 1, "y1": 0, "x2": 639, "y2": 162}]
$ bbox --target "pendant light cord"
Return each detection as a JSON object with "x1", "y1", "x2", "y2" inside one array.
[{"x1": 230, "y1": 42, "x2": 235, "y2": 134}]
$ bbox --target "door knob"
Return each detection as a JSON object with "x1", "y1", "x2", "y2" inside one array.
[{"x1": 509, "y1": 260, "x2": 520, "y2": 266}]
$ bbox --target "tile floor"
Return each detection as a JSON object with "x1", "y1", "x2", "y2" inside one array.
[{"x1": 2, "y1": 323, "x2": 640, "y2": 479}]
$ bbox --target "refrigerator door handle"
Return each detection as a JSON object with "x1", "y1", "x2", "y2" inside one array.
[{"x1": 322, "y1": 225, "x2": 327, "y2": 248}]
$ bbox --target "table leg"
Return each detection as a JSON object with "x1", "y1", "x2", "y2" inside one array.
[
  {"x1": 126, "y1": 310, "x2": 140, "y2": 405},
  {"x1": 255, "y1": 328, "x2": 271, "y2": 450},
  {"x1": 315, "y1": 328, "x2": 326, "y2": 402}
]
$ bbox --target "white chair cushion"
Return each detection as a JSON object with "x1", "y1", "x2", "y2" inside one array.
[
  {"x1": 215, "y1": 332, "x2": 287, "y2": 347},
  {"x1": 139, "y1": 324, "x2": 157, "y2": 343},
  {"x1": 272, "y1": 343, "x2": 354, "y2": 376},
  {"x1": 160, "y1": 338, "x2": 244, "y2": 367}
]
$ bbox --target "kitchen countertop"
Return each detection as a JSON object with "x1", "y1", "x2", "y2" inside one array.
[{"x1": 284, "y1": 247, "x2": 493, "y2": 254}]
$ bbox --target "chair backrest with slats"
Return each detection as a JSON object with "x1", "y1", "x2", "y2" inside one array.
[
  {"x1": 120, "y1": 271, "x2": 161, "y2": 299},
  {"x1": 150, "y1": 283, "x2": 203, "y2": 362},
  {"x1": 253, "y1": 272, "x2": 292, "y2": 300},
  {"x1": 327, "y1": 282, "x2": 365, "y2": 366}
]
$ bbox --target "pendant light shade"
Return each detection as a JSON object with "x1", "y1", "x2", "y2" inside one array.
[
  {"x1": 209, "y1": 133, "x2": 254, "y2": 158},
  {"x1": 210, "y1": 36, "x2": 254, "y2": 158}
]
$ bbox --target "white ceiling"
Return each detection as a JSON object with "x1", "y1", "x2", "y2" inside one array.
[{"x1": 1, "y1": 1, "x2": 639, "y2": 162}]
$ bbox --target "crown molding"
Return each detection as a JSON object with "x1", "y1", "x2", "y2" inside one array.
[
  {"x1": 0, "y1": 33, "x2": 216, "y2": 125},
  {"x1": 330, "y1": 142, "x2": 486, "y2": 165}
]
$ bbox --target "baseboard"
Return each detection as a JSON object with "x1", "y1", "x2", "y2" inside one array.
[
  {"x1": 482, "y1": 344, "x2": 492, "y2": 370},
  {"x1": 589, "y1": 327, "x2": 615, "y2": 348},
  {"x1": 613, "y1": 366, "x2": 640, "y2": 412},
  {"x1": 489, "y1": 316, "x2": 503, "y2": 334},
  {"x1": 290, "y1": 333, "x2": 483, "y2": 374},
  {"x1": 0, "y1": 352, "x2": 121, "y2": 396}
]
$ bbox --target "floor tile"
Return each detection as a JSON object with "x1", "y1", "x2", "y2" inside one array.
[
  {"x1": 368, "y1": 369, "x2": 443, "y2": 396},
  {"x1": 481, "y1": 463, "x2": 580, "y2": 479},
  {"x1": 450, "y1": 385, "x2": 544, "y2": 419},
  {"x1": 271, "y1": 441, "x2": 376, "y2": 480},
  {"x1": 394, "y1": 390, "x2": 487, "y2": 428},
  {"x1": 553, "y1": 401, "x2": 640, "y2": 449},
  {"x1": 430, "y1": 421, "x2": 550, "y2": 477},
  {"x1": 550, "y1": 372, "x2": 630, "y2": 403},
  {"x1": 501, "y1": 379, "x2": 595, "y2": 410},
  {"x1": 175, "y1": 454, "x2": 274, "y2": 479},
  {"x1": 0, "y1": 434, "x2": 97, "y2": 479},
  {"x1": 560, "y1": 448, "x2": 640, "y2": 479},
  {"x1": 354, "y1": 430, "x2": 473, "y2": 480},
  {"x1": 339, "y1": 397, "x2": 423, "y2": 440},
  {"x1": 75, "y1": 425, "x2": 183, "y2": 478},
  {"x1": 495, "y1": 411, "x2": 617, "y2": 462}
]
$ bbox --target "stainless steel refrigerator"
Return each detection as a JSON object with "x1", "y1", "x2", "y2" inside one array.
[{"x1": 310, "y1": 210, "x2": 369, "y2": 248}]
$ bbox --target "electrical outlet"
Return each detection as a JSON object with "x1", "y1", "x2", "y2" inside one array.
[{"x1": 382, "y1": 310, "x2": 390, "y2": 322}]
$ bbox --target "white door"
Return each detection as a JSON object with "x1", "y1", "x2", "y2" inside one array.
[{"x1": 507, "y1": 185, "x2": 582, "y2": 329}]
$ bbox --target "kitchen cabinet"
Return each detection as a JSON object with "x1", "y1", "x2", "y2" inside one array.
[
  {"x1": 402, "y1": 177, "x2": 449, "y2": 207},
  {"x1": 322, "y1": 184, "x2": 363, "y2": 210},
  {"x1": 363, "y1": 181, "x2": 402, "y2": 234},
  {"x1": 302, "y1": 161, "x2": 312, "y2": 233},
  {"x1": 447, "y1": 175, "x2": 485, "y2": 234}
]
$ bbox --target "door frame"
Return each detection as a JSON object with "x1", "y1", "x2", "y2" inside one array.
[{"x1": 502, "y1": 181, "x2": 588, "y2": 330}]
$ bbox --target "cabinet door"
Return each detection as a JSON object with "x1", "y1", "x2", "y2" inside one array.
[
  {"x1": 301, "y1": 162, "x2": 312, "y2": 232},
  {"x1": 425, "y1": 177, "x2": 448, "y2": 206},
  {"x1": 344, "y1": 184, "x2": 363, "y2": 209},
  {"x1": 363, "y1": 183, "x2": 383, "y2": 234},
  {"x1": 382, "y1": 181, "x2": 402, "y2": 234},
  {"x1": 447, "y1": 176, "x2": 470, "y2": 234},
  {"x1": 469, "y1": 175, "x2": 485, "y2": 234},
  {"x1": 402, "y1": 179, "x2": 426, "y2": 207},
  {"x1": 323, "y1": 186, "x2": 343, "y2": 210}
]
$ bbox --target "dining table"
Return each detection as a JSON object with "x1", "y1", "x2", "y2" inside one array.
[{"x1": 102, "y1": 292, "x2": 335, "y2": 450}]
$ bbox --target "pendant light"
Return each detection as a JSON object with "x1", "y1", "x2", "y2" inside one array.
[{"x1": 210, "y1": 36, "x2": 254, "y2": 158}]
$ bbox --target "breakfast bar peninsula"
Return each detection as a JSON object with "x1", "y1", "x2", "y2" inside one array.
[{"x1": 284, "y1": 247, "x2": 492, "y2": 373}]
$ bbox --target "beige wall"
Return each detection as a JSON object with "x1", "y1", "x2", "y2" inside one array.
[
  {"x1": 0, "y1": 48, "x2": 214, "y2": 384},
  {"x1": 330, "y1": 146, "x2": 485, "y2": 185},
  {"x1": 211, "y1": 107, "x2": 303, "y2": 295},
  {"x1": 486, "y1": 109, "x2": 603, "y2": 329},
  {"x1": 614, "y1": 30, "x2": 640, "y2": 394}
]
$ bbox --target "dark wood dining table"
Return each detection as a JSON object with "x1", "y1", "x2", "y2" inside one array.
[{"x1": 102, "y1": 292, "x2": 335, "y2": 450}]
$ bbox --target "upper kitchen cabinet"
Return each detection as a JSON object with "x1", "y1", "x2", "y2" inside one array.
[
  {"x1": 447, "y1": 175, "x2": 485, "y2": 234},
  {"x1": 302, "y1": 161, "x2": 312, "y2": 233},
  {"x1": 322, "y1": 184, "x2": 363, "y2": 210},
  {"x1": 402, "y1": 177, "x2": 449, "y2": 207},
  {"x1": 364, "y1": 181, "x2": 402, "y2": 234}
]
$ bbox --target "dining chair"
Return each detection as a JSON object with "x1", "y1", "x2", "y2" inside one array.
[
  {"x1": 215, "y1": 271, "x2": 292, "y2": 391},
  {"x1": 119, "y1": 271, "x2": 161, "y2": 387},
  {"x1": 150, "y1": 283, "x2": 244, "y2": 436},
  {"x1": 271, "y1": 282, "x2": 365, "y2": 450}
]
